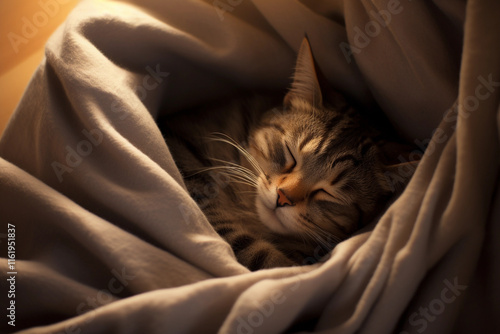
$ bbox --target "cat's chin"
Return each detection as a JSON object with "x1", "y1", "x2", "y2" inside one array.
[{"x1": 255, "y1": 199, "x2": 296, "y2": 235}]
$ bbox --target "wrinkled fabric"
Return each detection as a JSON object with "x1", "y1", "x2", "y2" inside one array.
[{"x1": 0, "y1": 0, "x2": 498, "y2": 333}]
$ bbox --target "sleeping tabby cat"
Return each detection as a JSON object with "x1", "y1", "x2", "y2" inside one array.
[{"x1": 160, "y1": 38, "x2": 416, "y2": 270}]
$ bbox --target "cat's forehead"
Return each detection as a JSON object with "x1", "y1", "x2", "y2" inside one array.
[
  {"x1": 299, "y1": 144, "x2": 345, "y2": 175},
  {"x1": 255, "y1": 106, "x2": 361, "y2": 156},
  {"x1": 261, "y1": 105, "x2": 344, "y2": 135}
]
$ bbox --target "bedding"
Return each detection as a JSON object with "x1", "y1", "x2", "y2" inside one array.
[{"x1": 1, "y1": 0, "x2": 499, "y2": 333}]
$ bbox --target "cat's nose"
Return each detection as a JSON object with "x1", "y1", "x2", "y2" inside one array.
[{"x1": 276, "y1": 188, "x2": 294, "y2": 207}]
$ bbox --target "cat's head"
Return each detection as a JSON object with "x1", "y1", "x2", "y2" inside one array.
[{"x1": 247, "y1": 38, "x2": 415, "y2": 243}]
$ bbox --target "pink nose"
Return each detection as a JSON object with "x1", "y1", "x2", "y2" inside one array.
[{"x1": 277, "y1": 188, "x2": 294, "y2": 207}]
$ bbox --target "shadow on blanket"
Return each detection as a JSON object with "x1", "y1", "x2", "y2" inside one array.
[{"x1": 0, "y1": 0, "x2": 499, "y2": 333}]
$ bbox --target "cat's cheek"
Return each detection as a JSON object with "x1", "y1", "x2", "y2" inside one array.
[
  {"x1": 248, "y1": 143, "x2": 268, "y2": 168},
  {"x1": 256, "y1": 181, "x2": 275, "y2": 209},
  {"x1": 274, "y1": 208, "x2": 300, "y2": 233},
  {"x1": 255, "y1": 200, "x2": 288, "y2": 234}
]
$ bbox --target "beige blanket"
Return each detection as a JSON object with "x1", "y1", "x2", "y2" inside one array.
[{"x1": 1, "y1": 0, "x2": 499, "y2": 333}]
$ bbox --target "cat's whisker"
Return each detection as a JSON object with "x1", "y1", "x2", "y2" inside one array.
[
  {"x1": 216, "y1": 165, "x2": 256, "y2": 178},
  {"x1": 237, "y1": 190, "x2": 259, "y2": 194},
  {"x1": 208, "y1": 158, "x2": 258, "y2": 180},
  {"x1": 224, "y1": 179, "x2": 258, "y2": 188},
  {"x1": 225, "y1": 174, "x2": 258, "y2": 188},
  {"x1": 302, "y1": 229, "x2": 317, "y2": 245},
  {"x1": 313, "y1": 227, "x2": 338, "y2": 245},
  {"x1": 300, "y1": 222, "x2": 318, "y2": 243},
  {"x1": 308, "y1": 232, "x2": 333, "y2": 252},
  {"x1": 301, "y1": 229, "x2": 331, "y2": 257},
  {"x1": 208, "y1": 133, "x2": 264, "y2": 175},
  {"x1": 221, "y1": 176, "x2": 258, "y2": 189},
  {"x1": 218, "y1": 167, "x2": 258, "y2": 183},
  {"x1": 300, "y1": 217, "x2": 338, "y2": 251},
  {"x1": 184, "y1": 166, "x2": 231, "y2": 178},
  {"x1": 188, "y1": 165, "x2": 258, "y2": 187},
  {"x1": 218, "y1": 171, "x2": 259, "y2": 188}
]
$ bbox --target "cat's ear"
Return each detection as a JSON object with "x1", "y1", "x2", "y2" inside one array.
[{"x1": 284, "y1": 38, "x2": 323, "y2": 109}]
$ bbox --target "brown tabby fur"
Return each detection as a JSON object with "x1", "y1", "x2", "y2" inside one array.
[{"x1": 159, "y1": 39, "x2": 416, "y2": 270}]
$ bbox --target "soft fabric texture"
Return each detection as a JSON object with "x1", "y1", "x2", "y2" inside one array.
[{"x1": 1, "y1": 0, "x2": 498, "y2": 333}]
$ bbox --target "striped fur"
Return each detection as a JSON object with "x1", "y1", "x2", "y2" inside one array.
[{"x1": 159, "y1": 39, "x2": 412, "y2": 270}]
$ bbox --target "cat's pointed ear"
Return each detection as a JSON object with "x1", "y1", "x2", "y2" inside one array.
[{"x1": 284, "y1": 38, "x2": 323, "y2": 109}]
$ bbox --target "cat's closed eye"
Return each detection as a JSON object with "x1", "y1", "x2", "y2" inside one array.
[
  {"x1": 283, "y1": 143, "x2": 296, "y2": 173},
  {"x1": 311, "y1": 189, "x2": 337, "y2": 201}
]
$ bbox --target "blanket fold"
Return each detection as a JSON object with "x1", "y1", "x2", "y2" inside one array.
[{"x1": 0, "y1": 0, "x2": 498, "y2": 333}]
